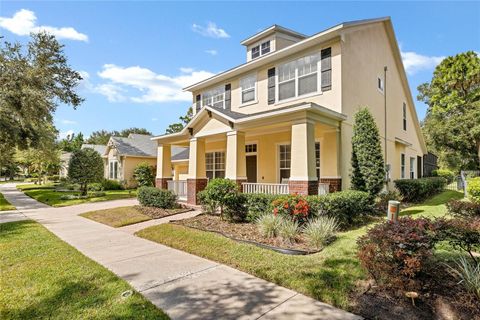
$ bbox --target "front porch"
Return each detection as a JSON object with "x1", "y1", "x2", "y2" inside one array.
[{"x1": 153, "y1": 103, "x2": 345, "y2": 205}]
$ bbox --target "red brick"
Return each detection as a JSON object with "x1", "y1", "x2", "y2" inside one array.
[
  {"x1": 187, "y1": 178, "x2": 208, "y2": 205},
  {"x1": 155, "y1": 178, "x2": 172, "y2": 189},
  {"x1": 319, "y1": 178, "x2": 342, "y2": 193},
  {"x1": 288, "y1": 180, "x2": 319, "y2": 195}
]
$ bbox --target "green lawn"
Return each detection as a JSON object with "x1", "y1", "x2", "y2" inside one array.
[
  {"x1": 0, "y1": 193, "x2": 15, "y2": 211},
  {"x1": 17, "y1": 184, "x2": 137, "y2": 207},
  {"x1": 136, "y1": 190, "x2": 464, "y2": 310},
  {"x1": 81, "y1": 206, "x2": 151, "y2": 227},
  {"x1": 0, "y1": 220, "x2": 169, "y2": 319}
]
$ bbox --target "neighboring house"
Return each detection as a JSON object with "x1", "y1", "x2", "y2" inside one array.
[
  {"x1": 59, "y1": 144, "x2": 107, "y2": 178},
  {"x1": 152, "y1": 17, "x2": 427, "y2": 205}
]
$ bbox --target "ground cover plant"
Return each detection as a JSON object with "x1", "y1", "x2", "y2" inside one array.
[{"x1": 0, "y1": 220, "x2": 169, "y2": 319}]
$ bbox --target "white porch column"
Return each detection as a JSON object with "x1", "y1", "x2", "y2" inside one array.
[
  {"x1": 187, "y1": 137, "x2": 207, "y2": 205},
  {"x1": 225, "y1": 131, "x2": 247, "y2": 181},
  {"x1": 289, "y1": 119, "x2": 318, "y2": 195},
  {"x1": 155, "y1": 144, "x2": 171, "y2": 189}
]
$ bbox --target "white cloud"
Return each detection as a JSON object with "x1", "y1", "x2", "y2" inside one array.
[
  {"x1": 205, "y1": 49, "x2": 218, "y2": 56},
  {"x1": 401, "y1": 51, "x2": 444, "y2": 75},
  {"x1": 0, "y1": 9, "x2": 88, "y2": 41},
  {"x1": 192, "y1": 22, "x2": 230, "y2": 39},
  {"x1": 152, "y1": 118, "x2": 158, "y2": 121},
  {"x1": 96, "y1": 64, "x2": 215, "y2": 103},
  {"x1": 59, "y1": 130, "x2": 74, "y2": 139}
]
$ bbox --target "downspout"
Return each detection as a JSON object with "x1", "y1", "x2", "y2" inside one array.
[{"x1": 384, "y1": 66, "x2": 389, "y2": 190}]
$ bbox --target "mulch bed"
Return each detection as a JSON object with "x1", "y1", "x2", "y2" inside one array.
[
  {"x1": 135, "y1": 205, "x2": 192, "y2": 219},
  {"x1": 350, "y1": 267, "x2": 480, "y2": 320},
  {"x1": 173, "y1": 214, "x2": 321, "y2": 253}
]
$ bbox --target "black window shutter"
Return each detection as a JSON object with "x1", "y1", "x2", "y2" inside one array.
[
  {"x1": 195, "y1": 94, "x2": 201, "y2": 112},
  {"x1": 224, "y1": 84, "x2": 231, "y2": 110},
  {"x1": 321, "y1": 48, "x2": 332, "y2": 91},
  {"x1": 267, "y1": 68, "x2": 276, "y2": 105}
]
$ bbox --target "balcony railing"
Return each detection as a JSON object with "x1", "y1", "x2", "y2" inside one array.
[
  {"x1": 242, "y1": 183, "x2": 290, "y2": 195},
  {"x1": 318, "y1": 183, "x2": 330, "y2": 195},
  {"x1": 167, "y1": 180, "x2": 188, "y2": 200}
]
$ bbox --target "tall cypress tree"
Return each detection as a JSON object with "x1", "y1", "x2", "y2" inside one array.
[{"x1": 351, "y1": 108, "x2": 385, "y2": 196}]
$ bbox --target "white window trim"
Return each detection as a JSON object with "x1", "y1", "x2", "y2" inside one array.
[
  {"x1": 109, "y1": 160, "x2": 119, "y2": 180},
  {"x1": 377, "y1": 76, "x2": 384, "y2": 94},
  {"x1": 251, "y1": 40, "x2": 271, "y2": 60},
  {"x1": 239, "y1": 73, "x2": 258, "y2": 107},
  {"x1": 410, "y1": 157, "x2": 415, "y2": 179},
  {"x1": 201, "y1": 85, "x2": 225, "y2": 109},
  {"x1": 400, "y1": 153, "x2": 406, "y2": 179},
  {"x1": 205, "y1": 151, "x2": 226, "y2": 179},
  {"x1": 275, "y1": 52, "x2": 323, "y2": 104},
  {"x1": 277, "y1": 143, "x2": 291, "y2": 183}
]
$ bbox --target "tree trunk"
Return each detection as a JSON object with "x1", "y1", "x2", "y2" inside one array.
[
  {"x1": 477, "y1": 140, "x2": 480, "y2": 169},
  {"x1": 81, "y1": 183, "x2": 88, "y2": 196}
]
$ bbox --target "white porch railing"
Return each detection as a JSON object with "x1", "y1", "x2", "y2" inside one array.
[
  {"x1": 242, "y1": 183, "x2": 290, "y2": 195},
  {"x1": 318, "y1": 183, "x2": 330, "y2": 195},
  {"x1": 167, "y1": 180, "x2": 188, "y2": 200}
]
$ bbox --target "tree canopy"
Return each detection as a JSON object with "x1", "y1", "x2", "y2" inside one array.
[
  {"x1": 68, "y1": 148, "x2": 104, "y2": 195},
  {"x1": 0, "y1": 32, "x2": 83, "y2": 150},
  {"x1": 350, "y1": 108, "x2": 385, "y2": 196},
  {"x1": 419, "y1": 51, "x2": 480, "y2": 171},
  {"x1": 59, "y1": 132, "x2": 84, "y2": 152},
  {"x1": 85, "y1": 127, "x2": 152, "y2": 145},
  {"x1": 165, "y1": 107, "x2": 193, "y2": 134}
]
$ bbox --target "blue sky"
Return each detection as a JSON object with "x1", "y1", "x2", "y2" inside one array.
[{"x1": 1, "y1": 1, "x2": 479, "y2": 139}]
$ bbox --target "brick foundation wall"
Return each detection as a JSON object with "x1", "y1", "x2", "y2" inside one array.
[
  {"x1": 288, "y1": 180, "x2": 319, "y2": 195},
  {"x1": 232, "y1": 179, "x2": 247, "y2": 192},
  {"x1": 155, "y1": 177, "x2": 172, "y2": 189},
  {"x1": 187, "y1": 178, "x2": 208, "y2": 205},
  {"x1": 319, "y1": 178, "x2": 342, "y2": 193}
]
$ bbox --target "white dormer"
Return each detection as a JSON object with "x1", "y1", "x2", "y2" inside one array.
[{"x1": 241, "y1": 25, "x2": 307, "y2": 62}]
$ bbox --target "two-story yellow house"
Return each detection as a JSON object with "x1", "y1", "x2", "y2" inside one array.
[{"x1": 152, "y1": 17, "x2": 427, "y2": 205}]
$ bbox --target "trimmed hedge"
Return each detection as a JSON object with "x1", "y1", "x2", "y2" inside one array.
[
  {"x1": 432, "y1": 169, "x2": 455, "y2": 184},
  {"x1": 394, "y1": 177, "x2": 446, "y2": 202},
  {"x1": 243, "y1": 193, "x2": 278, "y2": 222},
  {"x1": 308, "y1": 190, "x2": 373, "y2": 227},
  {"x1": 101, "y1": 179, "x2": 123, "y2": 191},
  {"x1": 137, "y1": 186, "x2": 177, "y2": 209},
  {"x1": 467, "y1": 177, "x2": 480, "y2": 202}
]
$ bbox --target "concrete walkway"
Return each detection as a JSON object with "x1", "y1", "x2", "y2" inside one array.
[{"x1": 0, "y1": 185, "x2": 361, "y2": 320}]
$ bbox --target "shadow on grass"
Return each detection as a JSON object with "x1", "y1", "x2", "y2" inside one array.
[{"x1": 0, "y1": 220, "x2": 36, "y2": 240}]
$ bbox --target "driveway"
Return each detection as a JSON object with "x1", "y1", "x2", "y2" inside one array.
[{"x1": 0, "y1": 185, "x2": 361, "y2": 320}]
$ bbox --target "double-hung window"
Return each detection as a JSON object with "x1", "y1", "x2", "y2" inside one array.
[
  {"x1": 278, "y1": 61, "x2": 296, "y2": 100},
  {"x1": 206, "y1": 152, "x2": 225, "y2": 179},
  {"x1": 400, "y1": 154, "x2": 406, "y2": 179},
  {"x1": 279, "y1": 144, "x2": 291, "y2": 182},
  {"x1": 240, "y1": 74, "x2": 256, "y2": 104},
  {"x1": 109, "y1": 160, "x2": 118, "y2": 180},
  {"x1": 261, "y1": 41, "x2": 270, "y2": 55},
  {"x1": 251, "y1": 46, "x2": 260, "y2": 59},
  {"x1": 410, "y1": 157, "x2": 415, "y2": 179},
  {"x1": 278, "y1": 52, "x2": 320, "y2": 101},
  {"x1": 202, "y1": 86, "x2": 225, "y2": 109}
]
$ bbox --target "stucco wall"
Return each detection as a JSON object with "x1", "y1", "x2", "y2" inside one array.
[
  {"x1": 340, "y1": 22, "x2": 425, "y2": 189},
  {"x1": 122, "y1": 157, "x2": 157, "y2": 187}
]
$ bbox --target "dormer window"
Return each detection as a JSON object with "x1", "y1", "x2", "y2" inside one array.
[
  {"x1": 251, "y1": 46, "x2": 260, "y2": 59},
  {"x1": 261, "y1": 41, "x2": 270, "y2": 55},
  {"x1": 251, "y1": 40, "x2": 271, "y2": 60}
]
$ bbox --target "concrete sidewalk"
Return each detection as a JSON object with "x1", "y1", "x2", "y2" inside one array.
[{"x1": 2, "y1": 186, "x2": 361, "y2": 319}]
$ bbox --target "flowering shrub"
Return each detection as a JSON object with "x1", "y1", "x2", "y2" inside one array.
[
  {"x1": 271, "y1": 194, "x2": 310, "y2": 222},
  {"x1": 357, "y1": 217, "x2": 440, "y2": 290}
]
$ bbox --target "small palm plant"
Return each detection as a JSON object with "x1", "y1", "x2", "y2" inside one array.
[
  {"x1": 303, "y1": 216, "x2": 339, "y2": 249},
  {"x1": 447, "y1": 256, "x2": 480, "y2": 299}
]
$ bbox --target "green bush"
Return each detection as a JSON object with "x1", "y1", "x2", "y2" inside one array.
[
  {"x1": 303, "y1": 216, "x2": 339, "y2": 249},
  {"x1": 446, "y1": 199, "x2": 480, "y2": 218},
  {"x1": 467, "y1": 177, "x2": 480, "y2": 202},
  {"x1": 446, "y1": 256, "x2": 480, "y2": 299},
  {"x1": 278, "y1": 218, "x2": 300, "y2": 243},
  {"x1": 376, "y1": 190, "x2": 401, "y2": 213},
  {"x1": 223, "y1": 193, "x2": 248, "y2": 222},
  {"x1": 47, "y1": 175, "x2": 60, "y2": 182},
  {"x1": 137, "y1": 186, "x2": 177, "y2": 209},
  {"x1": 68, "y1": 148, "x2": 104, "y2": 196},
  {"x1": 309, "y1": 190, "x2": 373, "y2": 227},
  {"x1": 255, "y1": 214, "x2": 282, "y2": 238},
  {"x1": 87, "y1": 183, "x2": 104, "y2": 191},
  {"x1": 199, "y1": 179, "x2": 239, "y2": 220},
  {"x1": 101, "y1": 179, "x2": 123, "y2": 191},
  {"x1": 88, "y1": 191, "x2": 106, "y2": 197},
  {"x1": 432, "y1": 169, "x2": 455, "y2": 184},
  {"x1": 243, "y1": 193, "x2": 279, "y2": 222},
  {"x1": 133, "y1": 162, "x2": 155, "y2": 187},
  {"x1": 394, "y1": 177, "x2": 446, "y2": 202}
]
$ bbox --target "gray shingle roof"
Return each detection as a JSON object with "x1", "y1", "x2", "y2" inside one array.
[
  {"x1": 81, "y1": 144, "x2": 107, "y2": 155},
  {"x1": 172, "y1": 148, "x2": 189, "y2": 161},
  {"x1": 110, "y1": 134, "x2": 156, "y2": 157}
]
